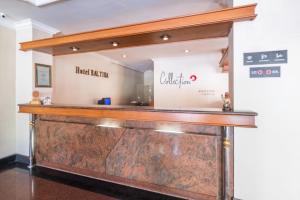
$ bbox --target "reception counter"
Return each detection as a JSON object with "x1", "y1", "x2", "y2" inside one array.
[{"x1": 18, "y1": 104, "x2": 257, "y2": 200}]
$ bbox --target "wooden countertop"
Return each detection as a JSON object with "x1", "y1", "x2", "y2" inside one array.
[{"x1": 18, "y1": 104, "x2": 257, "y2": 128}]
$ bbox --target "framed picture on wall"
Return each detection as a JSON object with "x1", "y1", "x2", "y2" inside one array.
[{"x1": 35, "y1": 63, "x2": 52, "y2": 87}]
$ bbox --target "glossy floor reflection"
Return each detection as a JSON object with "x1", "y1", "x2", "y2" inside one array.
[
  {"x1": 0, "y1": 167, "x2": 118, "y2": 200},
  {"x1": 0, "y1": 165, "x2": 183, "y2": 200}
]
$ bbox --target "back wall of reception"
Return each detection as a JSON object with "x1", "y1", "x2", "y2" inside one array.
[{"x1": 53, "y1": 53, "x2": 143, "y2": 105}]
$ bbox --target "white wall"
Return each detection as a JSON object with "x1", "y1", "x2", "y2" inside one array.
[
  {"x1": 53, "y1": 53, "x2": 143, "y2": 105},
  {"x1": 0, "y1": 25, "x2": 16, "y2": 158},
  {"x1": 16, "y1": 20, "x2": 54, "y2": 156},
  {"x1": 231, "y1": 0, "x2": 300, "y2": 199},
  {"x1": 33, "y1": 28, "x2": 53, "y2": 98},
  {"x1": 15, "y1": 25, "x2": 33, "y2": 156},
  {"x1": 153, "y1": 54, "x2": 228, "y2": 109}
]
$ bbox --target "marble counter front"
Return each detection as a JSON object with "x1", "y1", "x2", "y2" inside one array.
[
  {"x1": 35, "y1": 115, "x2": 222, "y2": 200},
  {"x1": 18, "y1": 104, "x2": 257, "y2": 200}
]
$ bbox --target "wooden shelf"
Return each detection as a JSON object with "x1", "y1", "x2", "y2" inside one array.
[{"x1": 20, "y1": 4, "x2": 257, "y2": 56}]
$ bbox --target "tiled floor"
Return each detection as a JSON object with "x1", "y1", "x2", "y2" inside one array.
[
  {"x1": 0, "y1": 167, "x2": 118, "y2": 200},
  {"x1": 0, "y1": 165, "x2": 183, "y2": 200}
]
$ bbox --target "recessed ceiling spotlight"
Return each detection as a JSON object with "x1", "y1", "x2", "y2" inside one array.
[
  {"x1": 161, "y1": 34, "x2": 170, "y2": 41},
  {"x1": 184, "y1": 49, "x2": 190, "y2": 53},
  {"x1": 0, "y1": 12, "x2": 6, "y2": 18},
  {"x1": 112, "y1": 42, "x2": 119, "y2": 47},
  {"x1": 22, "y1": 0, "x2": 63, "y2": 7},
  {"x1": 122, "y1": 54, "x2": 127, "y2": 58},
  {"x1": 70, "y1": 46, "x2": 79, "y2": 52}
]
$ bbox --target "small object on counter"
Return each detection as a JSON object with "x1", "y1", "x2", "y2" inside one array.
[
  {"x1": 130, "y1": 100, "x2": 138, "y2": 106},
  {"x1": 41, "y1": 96, "x2": 52, "y2": 105},
  {"x1": 97, "y1": 97, "x2": 111, "y2": 105},
  {"x1": 221, "y1": 92, "x2": 232, "y2": 111},
  {"x1": 29, "y1": 91, "x2": 42, "y2": 105},
  {"x1": 137, "y1": 102, "x2": 149, "y2": 106},
  {"x1": 130, "y1": 99, "x2": 149, "y2": 106},
  {"x1": 149, "y1": 101, "x2": 154, "y2": 107}
]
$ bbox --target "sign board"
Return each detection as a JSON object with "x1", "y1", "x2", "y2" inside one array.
[
  {"x1": 250, "y1": 66, "x2": 281, "y2": 78},
  {"x1": 159, "y1": 71, "x2": 197, "y2": 88},
  {"x1": 75, "y1": 66, "x2": 109, "y2": 78},
  {"x1": 244, "y1": 50, "x2": 287, "y2": 65}
]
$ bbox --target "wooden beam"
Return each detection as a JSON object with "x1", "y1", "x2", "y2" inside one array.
[{"x1": 19, "y1": 4, "x2": 257, "y2": 55}]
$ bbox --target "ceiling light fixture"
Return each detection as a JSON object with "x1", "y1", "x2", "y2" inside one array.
[
  {"x1": 70, "y1": 46, "x2": 79, "y2": 52},
  {"x1": 112, "y1": 42, "x2": 119, "y2": 47},
  {"x1": 122, "y1": 54, "x2": 127, "y2": 58},
  {"x1": 22, "y1": 0, "x2": 62, "y2": 7},
  {"x1": 161, "y1": 34, "x2": 170, "y2": 41},
  {"x1": 0, "y1": 12, "x2": 6, "y2": 18},
  {"x1": 184, "y1": 49, "x2": 190, "y2": 53}
]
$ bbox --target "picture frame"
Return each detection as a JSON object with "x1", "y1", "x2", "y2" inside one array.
[{"x1": 35, "y1": 63, "x2": 52, "y2": 88}]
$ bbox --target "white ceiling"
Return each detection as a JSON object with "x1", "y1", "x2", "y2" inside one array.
[
  {"x1": 99, "y1": 37, "x2": 228, "y2": 72},
  {"x1": 0, "y1": 0, "x2": 228, "y2": 34}
]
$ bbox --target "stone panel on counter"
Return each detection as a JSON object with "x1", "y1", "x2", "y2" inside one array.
[
  {"x1": 106, "y1": 129, "x2": 221, "y2": 196},
  {"x1": 35, "y1": 120, "x2": 125, "y2": 173},
  {"x1": 35, "y1": 116, "x2": 222, "y2": 199}
]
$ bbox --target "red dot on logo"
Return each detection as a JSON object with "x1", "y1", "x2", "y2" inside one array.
[{"x1": 190, "y1": 75, "x2": 197, "y2": 81}]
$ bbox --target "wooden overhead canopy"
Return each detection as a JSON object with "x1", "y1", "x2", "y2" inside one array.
[{"x1": 20, "y1": 4, "x2": 256, "y2": 56}]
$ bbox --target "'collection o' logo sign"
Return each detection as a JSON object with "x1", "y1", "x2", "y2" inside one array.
[{"x1": 160, "y1": 71, "x2": 197, "y2": 88}]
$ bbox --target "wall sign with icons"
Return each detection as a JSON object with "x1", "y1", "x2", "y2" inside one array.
[
  {"x1": 243, "y1": 50, "x2": 287, "y2": 79},
  {"x1": 249, "y1": 66, "x2": 281, "y2": 78},
  {"x1": 244, "y1": 50, "x2": 287, "y2": 65}
]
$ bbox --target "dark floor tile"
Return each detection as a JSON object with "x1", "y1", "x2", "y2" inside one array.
[
  {"x1": 0, "y1": 167, "x2": 184, "y2": 200},
  {"x1": 0, "y1": 168, "x2": 118, "y2": 200}
]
